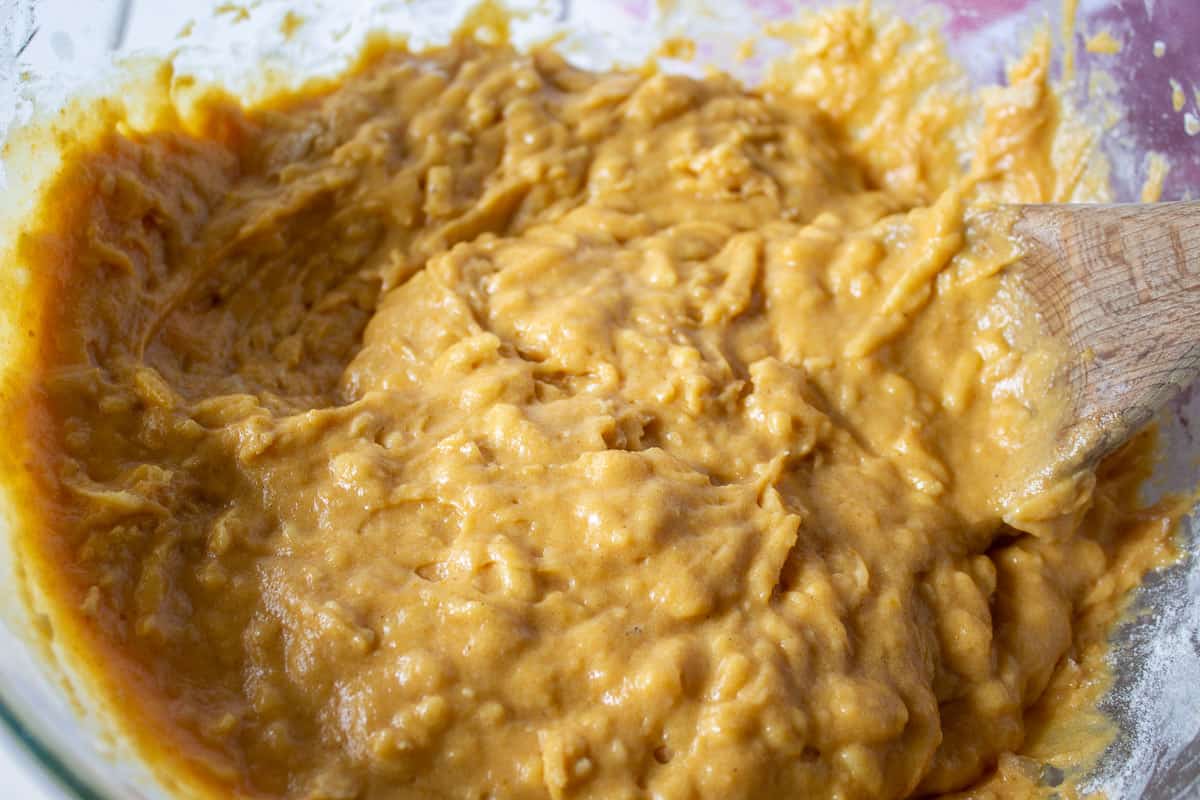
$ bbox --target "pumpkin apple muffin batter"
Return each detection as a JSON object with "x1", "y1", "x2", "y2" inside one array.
[{"x1": 5, "y1": 7, "x2": 1179, "y2": 800}]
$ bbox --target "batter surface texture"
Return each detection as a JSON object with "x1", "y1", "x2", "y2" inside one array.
[{"x1": 7, "y1": 8, "x2": 1176, "y2": 800}]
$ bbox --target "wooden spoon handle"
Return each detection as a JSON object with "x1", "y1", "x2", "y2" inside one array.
[{"x1": 1010, "y1": 200, "x2": 1200, "y2": 471}]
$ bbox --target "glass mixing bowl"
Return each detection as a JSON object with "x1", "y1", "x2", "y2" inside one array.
[{"x1": 0, "y1": 1, "x2": 1197, "y2": 798}]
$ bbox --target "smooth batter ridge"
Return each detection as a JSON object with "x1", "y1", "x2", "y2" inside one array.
[{"x1": 3, "y1": 7, "x2": 1181, "y2": 800}]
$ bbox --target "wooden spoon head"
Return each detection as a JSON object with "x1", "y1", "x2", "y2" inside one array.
[{"x1": 1008, "y1": 201, "x2": 1200, "y2": 482}]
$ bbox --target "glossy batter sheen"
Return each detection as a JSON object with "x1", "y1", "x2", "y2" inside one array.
[{"x1": 6, "y1": 7, "x2": 1179, "y2": 800}]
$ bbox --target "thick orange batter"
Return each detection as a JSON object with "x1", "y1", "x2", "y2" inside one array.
[{"x1": 0, "y1": 7, "x2": 1180, "y2": 799}]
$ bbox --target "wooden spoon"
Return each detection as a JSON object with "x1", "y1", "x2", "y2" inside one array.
[{"x1": 1009, "y1": 200, "x2": 1200, "y2": 480}]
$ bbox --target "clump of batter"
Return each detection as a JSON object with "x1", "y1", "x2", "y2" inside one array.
[{"x1": 4, "y1": 6, "x2": 1177, "y2": 799}]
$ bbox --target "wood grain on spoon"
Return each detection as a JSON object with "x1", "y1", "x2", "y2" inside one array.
[{"x1": 1009, "y1": 200, "x2": 1200, "y2": 480}]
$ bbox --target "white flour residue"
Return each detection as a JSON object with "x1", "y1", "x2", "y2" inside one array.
[{"x1": 1083, "y1": 388, "x2": 1200, "y2": 800}]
